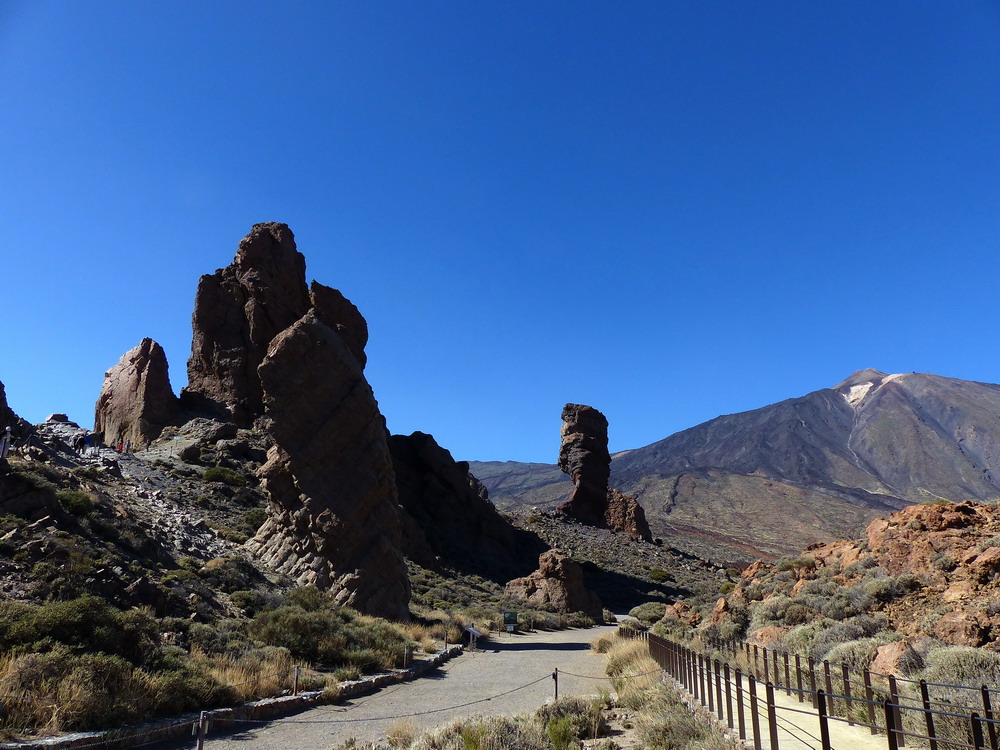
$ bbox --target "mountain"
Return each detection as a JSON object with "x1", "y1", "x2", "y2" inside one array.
[{"x1": 472, "y1": 370, "x2": 1000, "y2": 563}]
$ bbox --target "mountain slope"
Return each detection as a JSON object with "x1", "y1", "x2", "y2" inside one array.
[{"x1": 473, "y1": 371, "x2": 1000, "y2": 563}]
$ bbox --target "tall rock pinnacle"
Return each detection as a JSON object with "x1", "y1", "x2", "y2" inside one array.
[{"x1": 556, "y1": 403, "x2": 653, "y2": 541}]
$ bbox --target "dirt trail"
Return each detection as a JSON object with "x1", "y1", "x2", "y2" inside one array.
[{"x1": 184, "y1": 624, "x2": 618, "y2": 749}]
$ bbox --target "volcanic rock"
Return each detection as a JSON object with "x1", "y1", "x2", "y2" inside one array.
[
  {"x1": 0, "y1": 380, "x2": 30, "y2": 443},
  {"x1": 245, "y1": 311, "x2": 409, "y2": 621},
  {"x1": 504, "y1": 549, "x2": 603, "y2": 619},
  {"x1": 555, "y1": 404, "x2": 653, "y2": 541},
  {"x1": 606, "y1": 488, "x2": 653, "y2": 542},
  {"x1": 184, "y1": 222, "x2": 311, "y2": 425},
  {"x1": 94, "y1": 338, "x2": 179, "y2": 448},
  {"x1": 557, "y1": 404, "x2": 611, "y2": 524},
  {"x1": 309, "y1": 281, "x2": 368, "y2": 369},
  {"x1": 390, "y1": 431, "x2": 543, "y2": 581}
]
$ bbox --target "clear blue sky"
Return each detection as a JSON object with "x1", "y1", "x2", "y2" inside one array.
[{"x1": 2, "y1": 1, "x2": 999, "y2": 463}]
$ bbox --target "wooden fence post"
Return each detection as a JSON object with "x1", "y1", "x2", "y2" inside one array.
[
  {"x1": 809, "y1": 657, "x2": 818, "y2": 708},
  {"x1": 784, "y1": 651, "x2": 791, "y2": 696},
  {"x1": 763, "y1": 646, "x2": 770, "y2": 683},
  {"x1": 705, "y1": 654, "x2": 714, "y2": 712},
  {"x1": 196, "y1": 711, "x2": 207, "y2": 750}
]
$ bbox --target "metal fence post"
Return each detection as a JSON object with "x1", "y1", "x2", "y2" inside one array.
[
  {"x1": 920, "y1": 679, "x2": 938, "y2": 750},
  {"x1": 724, "y1": 662, "x2": 734, "y2": 729},
  {"x1": 796, "y1": 653, "x2": 804, "y2": 703},
  {"x1": 863, "y1": 668, "x2": 878, "y2": 734},
  {"x1": 824, "y1": 660, "x2": 833, "y2": 713},
  {"x1": 293, "y1": 665, "x2": 301, "y2": 696},
  {"x1": 972, "y1": 713, "x2": 986, "y2": 750},
  {"x1": 784, "y1": 651, "x2": 791, "y2": 696},
  {"x1": 553, "y1": 668, "x2": 559, "y2": 701},
  {"x1": 981, "y1": 685, "x2": 998, "y2": 750},
  {"x1": 884, "y1": 698, "x2": 900, "y2": 750},
  {"x1": 809, "y1": 657, "x2": 818, "y2": 708},
  {"x1": 736, "y1": 668, "x2": 747, "y2": 741},
  {"x1": 817, "y1": 690, "x2": 832, "y2": 750},
  {"x1": 763, "y1": 646, "x2": 770, "y2": 683},
  {"x1": 196, "y1": 711, "x2": 207, "y2": 750},
  {"x1": 715, "y1": 660, "x2": 724, "y2": 720},
  {"x1": 766, "y1": 682, "x2": 779, "y2": 750},
  {"x1": 706, "y1": 653, "x2": 714, "y2": 712},
  {"x1": 889, "y1": 674, "x2": 905, "y2": 747},
  {"x1": 842, "y1": 663, "x2": 854, "y2": 725},
  {"x1": 749, "y1": 676, "x2": 762, "y2": 750}
]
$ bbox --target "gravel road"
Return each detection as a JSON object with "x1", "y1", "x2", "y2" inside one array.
[{"x1": 192, "y1": 623, "x2": 618, "y2": 750}]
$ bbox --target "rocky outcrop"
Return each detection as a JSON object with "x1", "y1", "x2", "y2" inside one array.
[
  {"x1": 309, "y1": 281, "x2": 368, "y2": 369},
  {"x1": 94, "y1": 338, "x2": 179, "y2": 448},
  {"x1": 245, "y1": 311, "x2": 409, "y2": 621},
  {"x1": 390, "y1": 431, "x2": 543, "y2": 581},
  {"x1": 557, "y1": 404, "x2": 611, "y2": 524},
  {"x1": 555, "y1": 404, "x2": 653, "y2": 541},
  {"x1": 184, "y1": 223, "x2": 311, "y2": 425},
  {"x1": 0, "y1": 381, "x2": 30, "y2": 442},
  {"x1": 504, "y1": 549, "x2": 603, "y2": 619},
  {"x1": 606, "y1": 488, "x2": 653, "y2": 542}
]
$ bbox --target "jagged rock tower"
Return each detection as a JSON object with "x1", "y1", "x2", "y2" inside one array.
[{"x1": 556, "y1": 403, "x2": 653, "y2": 541}]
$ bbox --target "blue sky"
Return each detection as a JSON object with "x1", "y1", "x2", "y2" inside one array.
[{"x1": 2, "y1": 1, "x2": 999, "y2": 463}]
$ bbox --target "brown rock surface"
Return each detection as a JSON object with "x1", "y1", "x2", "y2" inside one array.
[
  {"x1": 389, "y1": 431, "x2": 543, "y2": 581},
  {"x1": 309, "y1": 281, "x2": 368, "y2": 369},
  {"x1": 94, "y1": 338, "x2": 179, "y2": 447},
  {"x1": 605, "y1": 488, "x2": 653, "y2": 542},
  {"x1": 555, "y1": 404, "x2": 653, "y2": 540},
  {"x1": 664, "y1": 601, "x2": 701, "y2": 626},
  {"x1": 557, "y1": 404, "x2": 611, "y2": 524},
  {"x1": 504, "y1": 549, "x2": 603, "y2": 619},
  {"x1": 245, "y1": 311, "x2": 409, "y2": 620},
  {"x1": 870, "y1": 641, "x2": 923, "y2": 676},
  {"x1": 184, "y1": 222, "x2": 311, "y2": 425}
]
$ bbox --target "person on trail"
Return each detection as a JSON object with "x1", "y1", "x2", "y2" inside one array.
[
  {"x1": 84, "y1": 433, "x2": 91, "y2": 455},
  {"x1": 0, "y1": 427, "x2": 11, "y2": 459},
  {"x1": 125, "y1": 439, "x2": 131, "y2": 453},
  {"x1": 117, "y1": 441, "x2": 123, "y2": 453}
]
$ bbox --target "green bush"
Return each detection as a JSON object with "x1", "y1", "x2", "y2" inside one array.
[
  {"x1": 629, "y1": 602, "x2": 666, "y2": 626},
  {"x1": 649, "y1": 568, "x2": 672, "y2": 583},
  {"x1": 202, "y1": 467, "x2": 246, "y2": 487},
  {"x1": 55, "y1": 490, "x2": 95, "y2": 516}
]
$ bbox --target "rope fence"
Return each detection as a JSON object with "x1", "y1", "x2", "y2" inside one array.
[{"x1": 620, "y1": 626, "x2": 1000, "y2": 750}]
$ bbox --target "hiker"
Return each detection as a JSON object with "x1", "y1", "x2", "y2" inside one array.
[
  {"x1": 84, "y1": 433, "x2": 91, "y2": 455},
  {"x1": 0, "y1": 427, "x2": 11, "y2": 459},
  {"x1": 125, "y1": 440, "x2": 131, "y2": 453}
]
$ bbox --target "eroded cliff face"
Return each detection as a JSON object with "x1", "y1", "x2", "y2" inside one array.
[
  {"x1": 94, "y1": 338, "x2": 178, "y2": 447},
  {"x1": 245, "y1": 312, "x2": 410, "y2": 620},
  {"x1": 556, "y1": 403, "x2": 652, "y2": 541},
  {"x1": 504, "y1": 548, "x2": 604, "y2": 619}
]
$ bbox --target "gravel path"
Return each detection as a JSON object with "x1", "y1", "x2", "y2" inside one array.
[{"x1": 192, "y1": 624, "x2": 617, "y2": 750}]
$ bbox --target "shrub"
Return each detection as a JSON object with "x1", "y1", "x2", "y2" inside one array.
[
  {"x1": 824, "y1": 637, "x2": 882, "y2": 671},
  {"x1": 649, "y1": 568, "x2": 672, "y2": 583},
  {"x1": 629, "y1": 602, "x2": 666, "y2": 626},
  {"x1": 202, "y1": 467, "x2": 246, "y2": 487},
  {"x1": 930, "y1": 552, "x2": 957, "y2": 571},
  {"x1": 55, "y1": 490, "x2": 95, "y2": 516},
  {"x1": 535, "y1": 696, "x2": 607, "y2": 742}
]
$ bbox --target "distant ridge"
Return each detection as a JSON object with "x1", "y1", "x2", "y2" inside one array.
[{"x1": 472, "y1": 370, "x2": 1000, "y2": 563}]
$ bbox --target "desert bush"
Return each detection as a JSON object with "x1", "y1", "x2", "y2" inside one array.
[
  {"x1": 55, "y1": 489, "x2": 95, "y2": 516},
  {"x1": 649, "y1": 568, "x2": 672, "y2": 582},
  {"x1": 824, "y1": 637, "x2": 882, "y2": 671},
  {"x1": 409, "y1": 715, "x2": 547, "y2": 750},
  {"x1": 922, "y1": 645, "x2": 1000, "y2": 685},
  {"x1": 629, "y1": 602, "x2": 666, "y2": 626},
  {"x1": 978, "y1": 535, "x2": 1000, "y2": 551},
  {"x1": 776, "y1": 556, "x2": 817, "y2": 574},
  {"x1": 930, "y1": 552, "x2": 957, "y2": 571},
  {"x1": 202, "y1": 466, "x2": 246, "y2": 487},
  {"x1": 862, "y1": 573, "x2": 921, "y2": 604},
  {"x1": 534, "y1": 696, "x2": 607, "y2": 742},
  {"x1": 808, "y1": 615, "x2": 886, "y2": 662}
]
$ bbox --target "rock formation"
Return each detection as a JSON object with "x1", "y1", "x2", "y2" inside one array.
[
  {"x1": 557, "y1": 404, "x2": 611, "y2": 524},
  {"x1": 94, "y1": 338, "x2": 179, "y2": 447},
  {"x1": 245, "y1": 311, "x2": 410, "y2": 620},
  {"x1": 0, "y1": 380, "x2": 29, "y2": 441},
  {"x1": 184, "y1": 223, "x2": 312, "y2": 425},
  {"x1": 556, "y1": 403, "x2": 653, "y2": 541},
  {"x1": 390, "y1": 431, "x2": 543, "y2": 581},
  {"x1": 504, "y1": 549, "x2": 604, "y2": 619}
]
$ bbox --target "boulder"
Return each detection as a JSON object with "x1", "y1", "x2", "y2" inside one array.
[
  {"x1": 94, "y1": 338, "x2": 179, "y2": 448},
  {"x1": 245, "y1": 311, "x2": 409, "y2": 621},
  {"x1": 870, "y1": 641, "x2": 923, "y2": 676},
  {"x1": 504, "y1": 549, "x2": 603, "y2": 619},
  {"x1": 46, "y1": 414, "x2": 69, "y2": 423},
  {"x1": 606, "y1": 488, "x2": 653, "y2": 542},
  {"x1": 664, "y1": 601, "x2": 701, "y2": 626}
]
